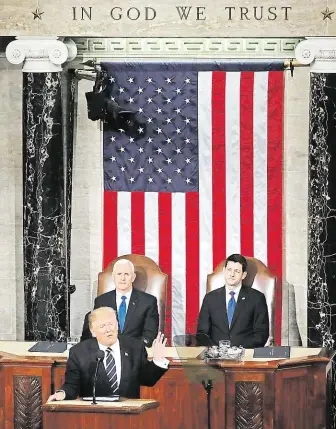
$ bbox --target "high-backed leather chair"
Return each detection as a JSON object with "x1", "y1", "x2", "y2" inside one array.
[
  {"x1": 207, "y1": 257, "x2": 276, "y2": 346},
  {"x1": 97, "y1": 254, "x2": 167, "y2": 334}
]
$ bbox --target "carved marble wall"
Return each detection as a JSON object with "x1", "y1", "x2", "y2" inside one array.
[
  {"x1": 68, "y1": 78, "x2": 103, "y2": 336},
  {"x1": 68, "y1": 64, "x2": 310, "y2": 344},
  {"x1": 0, "y1": 58, "x2": 23, "y2": 340},
  {"x1": 283, "y1": 66, "x2": 309, "y2": 346},
  {"x1": 307, "y1": 73, "x2": 336, "y2": 348},
  {"x1": 3, "y1": 37, "x2": 78, "y2": 341},
  {"x1": 0, "y1": 42, "x2": 310, "y2": 343},
  {"x1": 22, "y1": 71, "x2": 68, "y2": 341}
]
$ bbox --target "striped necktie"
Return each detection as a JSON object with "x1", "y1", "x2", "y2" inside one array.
[{"x1": 105, "y1": 347, "x2": 118, "y2": 394}]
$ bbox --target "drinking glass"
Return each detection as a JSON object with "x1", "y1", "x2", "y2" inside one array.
[{"x1": 219, "y1": 340, "x2": 231, "y2": 349}]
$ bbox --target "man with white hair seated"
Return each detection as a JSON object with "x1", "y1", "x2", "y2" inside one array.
[{"x1": 81, "y1": 259, "x2": 159, "y2": 347}]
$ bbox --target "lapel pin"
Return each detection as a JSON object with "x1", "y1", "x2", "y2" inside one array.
[
  {"x1": 132, "y1": 302, "x2": 135, "y2": 305},
  {"x1": 125, "y1": 352, "x2": 128, "y2": 356},
  {"x1": 242, "y1": 297, "x2": 246, "y2": 300}
]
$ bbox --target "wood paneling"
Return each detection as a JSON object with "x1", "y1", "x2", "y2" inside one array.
[
  {"x1": 235, "y1": 382, "x2": 263, "y2": 429},
  {"x1": 280, "y1": 371, "x2": 308, "y2": 429},
  {"x1": 43, "y1": 408, "x2": 159, "y2": 429},
  {"x1": 274, "y1": 365, "x2": 328, "y2": 429},
  {"x1": 225, "y1": 370, "x2": 274, "y2": 429},
  {"x1": 13, "y1": 376, "x2": 42, "y2": 429},
  {"x1": 0, "y1": 355, "x2": 332, "y2": 429},
  {"x1": 52, "y1": 364, "x2": 66, "y2": 392},
  {"x1": 0, "y1": 360, "x2": 53, "y2": 429}
]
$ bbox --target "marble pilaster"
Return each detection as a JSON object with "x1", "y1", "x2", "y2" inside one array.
[
  {"x1": 295, "y1": 38, "x2": 336, "y2": 348},
  {"x1": 6, "y1": 37, "x2": 77, "y2": 341},
  {"x1": 296, "y1": 37, "x2": 336, "y2": 429},
  {"x1": 62, "y1": 69, "x2": 78, "y2": 331}
]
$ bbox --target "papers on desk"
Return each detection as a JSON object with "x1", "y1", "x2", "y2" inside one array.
[
  {"x1": 28, "y1": 342, "x2": 67, "y2": 353},
  {"x1": 82, "y1": 396, "x2": 120, "y2": 402}
]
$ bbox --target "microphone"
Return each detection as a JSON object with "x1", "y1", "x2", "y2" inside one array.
[{"x1": 92, "y1": 350, "x2": 105, "y2": 405}]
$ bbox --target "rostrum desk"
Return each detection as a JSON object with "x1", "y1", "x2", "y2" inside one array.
[
  {"x1": 0, "y1": 342, "x2": 333, "y2": 429},
  {"x1": 43, "y1": 399, "x2": 159, "y2": 429}
]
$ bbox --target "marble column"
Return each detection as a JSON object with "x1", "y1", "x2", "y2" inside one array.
[
  {"x1": 6, "y1": 37, "x2": 77, "y2": 341},
  {"x1": 62, "y1": 69, "x2": 78, "y2": 331},
  {"x1": 296, "y1": 38, "x2": 336, "y2": 348},
  {"x1": 296, "y1": 37, "x2": 336, "y2": 429}
]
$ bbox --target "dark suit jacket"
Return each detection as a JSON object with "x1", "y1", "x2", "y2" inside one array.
[
  {"x1": 61, "y1": 337, "x2": 167, "y2": 399},
  {"x1": 81, "y1": 288, "x2": 159, "y2": 347},
  {"x1": 197, "y1": 286, "x2": 269, "y2": 348}
]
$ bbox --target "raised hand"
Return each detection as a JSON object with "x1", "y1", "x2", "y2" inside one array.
[{"x1": 152, "y1": 331, "x2": 168, "y2": 361}]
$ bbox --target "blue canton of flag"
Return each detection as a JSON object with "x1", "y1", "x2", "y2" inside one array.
[{"x1": 103, "y1": 70, "x2": 199, "y2": 192}]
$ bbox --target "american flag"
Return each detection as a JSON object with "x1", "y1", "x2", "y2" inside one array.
[{"x1": 102, "y1": 62, "x2": 284, "y2": 344}]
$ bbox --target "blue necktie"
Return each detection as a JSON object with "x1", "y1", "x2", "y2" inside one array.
[
  {"x1": 227, "y1": 291, "x2": 236, "y2": 326},
  {"x1": 118, "y1": 296, "x2": 127, "y2": 332}
]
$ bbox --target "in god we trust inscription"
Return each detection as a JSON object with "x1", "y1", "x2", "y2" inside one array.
[
  {"x1": 30, "y1": 5, "x2": 335, "y2": 23},
  {"x1": 71, "y1": 5, "x2": 293, "y2": 21}
]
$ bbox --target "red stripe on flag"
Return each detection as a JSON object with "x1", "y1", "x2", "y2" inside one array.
[
  {"x1": 240, "y1": 72, "x2": 254, "y2": 257},
  {"x1": 267, "y1": 71, "x2": 284, "y2": 345},
  {"x1": 212, "y1": 71, "x2": 226, "y2": 269},
  {"x1": 131, "y1": 192, "x2": 145, "y2": 254},
  {"x1": 185, "y1": 192, "x2": 200, "y2": 334},
  {"x1": 158, "y1": 193, "x2": 172, "y2": 343},
  {"x1": 103, "y1": 191, "x2": 118, "y2": 269}
]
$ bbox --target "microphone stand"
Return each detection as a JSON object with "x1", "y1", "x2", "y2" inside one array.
[
  {"x1": 173, "y1": 334, "x2": 217, "y2": 429},
  {"x1": 92, "y1": 358, "x2": 103, "y2": 405},
  {"x1": 202, "y1": 379, "x2": 213, "y2": 429}
]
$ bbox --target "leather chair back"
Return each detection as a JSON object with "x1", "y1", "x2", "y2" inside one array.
[
  {"x1": 207, "y1": 257, "x2": 276, "y2": 345},
  {"x1": 97, "y1": 254, "x2": 167, "y2": 334}
]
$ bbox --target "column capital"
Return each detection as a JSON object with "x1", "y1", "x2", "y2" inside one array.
[
  {"x1": 295, "y1": 37, "x2": 336, "y2": 73},
  {"x1": 5, "y1": 37, "x2": 77, "y2": 72}
]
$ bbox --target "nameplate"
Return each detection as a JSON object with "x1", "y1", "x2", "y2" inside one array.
[
  {"x1": 253, "y1": 346, "x2": 291, "y2": 359},
  {"x1": 28, "y1": 342, "x2": 67, "y2": 353}
]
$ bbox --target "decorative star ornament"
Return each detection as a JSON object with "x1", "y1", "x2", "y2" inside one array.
[
  {"x1": 32, "y1": 8, "x2": 44, "y2": 20},
  {"x1": 321, "y1": 7, "x2": 334, "y2": 20}
]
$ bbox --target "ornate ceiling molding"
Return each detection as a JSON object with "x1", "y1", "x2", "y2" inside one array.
[{"x1": 73, "y1": 37, "x2": 303, "y2": 59}]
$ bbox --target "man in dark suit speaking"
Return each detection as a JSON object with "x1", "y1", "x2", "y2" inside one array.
[
  {"x1": 49, "y1": 307, "x2": 168, "y2": 401},
  {"x1": 197, "y1": 254, "x2": 269, "y2": 348},
  {"x1": 81, "y1": 259, "x2": 159, "y2": 346}
]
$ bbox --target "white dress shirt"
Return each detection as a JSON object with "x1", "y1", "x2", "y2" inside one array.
[
  {"x1": 98, "y1": 340, "x2": 169, "y2": 375},
  {"x1": 98, "y1": 340, "x2": 122, "y2": 386},
  {"x1": 116, "y1": 289, "x2": 133, "y2": 314},
  {"x1": 225, "y1": 284, "x2": 242, "y2": 310}
]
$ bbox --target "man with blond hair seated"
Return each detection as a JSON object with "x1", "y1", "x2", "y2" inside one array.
[
  {"x1": 49, "y1": 307, "x2": 168, "y2": 401},
  {"x1": 81, "y1": 259, "x2": 159, "y2": 347}
]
